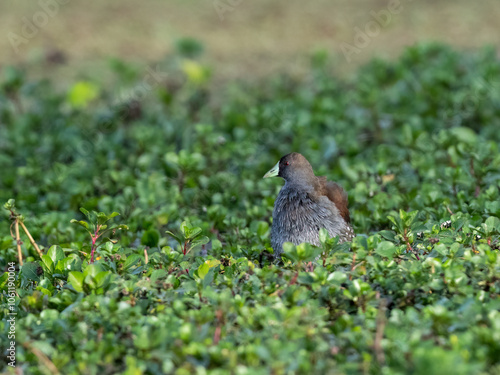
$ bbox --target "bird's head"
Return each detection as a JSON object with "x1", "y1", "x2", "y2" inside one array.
[{"x1": 263, "y1": 152, "x2": 315, "y2": 183}]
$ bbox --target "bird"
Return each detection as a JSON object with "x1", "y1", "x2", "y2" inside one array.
[{"x1": 263, "y1": 152, "x2": 354, "y2": 257}]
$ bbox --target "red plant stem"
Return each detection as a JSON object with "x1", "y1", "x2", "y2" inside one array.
[{"x1": 90, "y1": 225, "x2": 101, "y2": 263}]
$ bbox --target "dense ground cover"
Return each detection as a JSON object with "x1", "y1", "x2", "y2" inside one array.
[{"x1": 1, "y1": 43, "x2": 500, "y2": 374}]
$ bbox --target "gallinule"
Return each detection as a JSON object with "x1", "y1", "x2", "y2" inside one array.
[{"x1": 264, "y1": 152, "x2": 354, "y2": 257}]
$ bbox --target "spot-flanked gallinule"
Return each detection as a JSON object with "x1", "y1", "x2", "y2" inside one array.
[{"x1": 264, "y1": 152, "x2": 354, "y2": 257}]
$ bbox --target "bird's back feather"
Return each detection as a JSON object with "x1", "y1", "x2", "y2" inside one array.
[{"x1": 317, "y1": 177, "x2": 351, "y2": 224}]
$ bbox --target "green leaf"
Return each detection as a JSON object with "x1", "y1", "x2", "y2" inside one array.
[
  {"x1": 68, "y1": 271, "x2": 84, "y2": 292},
  {"x1": 123, "y1": 254, "x2": 141, "y2": 271},
  {"x1": 0, "y1": 272, "x2": 8, "y2": 289},
  {"x1": 94, "y1": 271, "x2": 112, "y2": 289},
  {"x1": 319, "y1": 228, "x2": 330, "y2": 244},
  {"x1": 141, "y1": 229, "x2": 160, "y2": 247},
  {"x1": 79, "y1": 207, "x2": 90, "y2": 217},
  {"x1": 257, "y1": 221, "x2": 269, "y2": 238},
  {"x1": 403, "y1": 210, "x2": 419, "y2": 228},
  {"x1": 150, "y1": 269, "x2": 168, "y2": 282},
  {"x1": 165, "y1": 231, "x2": 182, "y2": 245},
  {"x1": 84, "y1": 274, "x2": 96, "y2": 290},
  {"x1": 41, "y1": 255, "x2": 55, "y2": 275},
  {"x1": 450, "y1": 126, "x2": 478, "y2": 145},
  {"x1": 327, "y1": 271, "x2": 347, "y2": 284},
  {"x1": 83, "y1": 264, "x2": 104, "y2": 278},
  {"x1": 379, "y1": 230, "x2": 396, "y2": 242},
  {"x1": 67, "y1": 81, "x2": 99, "y2": 109},
  {"x1": 70, "y1": 219, "x2": 90, "y2": 230},
  {"x1": 484, "y1": 216, "x2": 500, "y2": 235},
  {"x1": 191, "y1": 236, "x2": 209, "y2": 249},
  {"x1": 387, "y1": 214, "x2": 403, "y2": 233},
  {"x1": 186, "y1": 227, "x2": 202, "y2": 240},
  {"x1": 55, "y1": 256, "x2": 82, "y2": 275},
  {"x1": 197, "y1": 262, "x2": 210, "y2": 280},
  {"x1": 375, "y1": 241, "x2": 397, "y2": 258},
  {"x1": 96, "y1": 212, "x2": 109, "y2": 225},
  {"x1": 4, "y1": 199, "x2": 15, "y2": 210},
  {"x1": 21, "y1": 262, "x2": 40, "y2": 282},
  {"x1": 434, "y1": 243, "x2": 448, "y2": 256},
  {"x1": 180, "y1": 221, "x2": 190, "y2": 236},
  {"x1": 47, "y1": 245, "x2": 65, "y2": 264}
]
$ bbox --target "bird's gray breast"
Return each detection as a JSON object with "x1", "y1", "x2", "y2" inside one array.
[{"x1": 270, "y1": 184, "x2": 348, "y2": 255}]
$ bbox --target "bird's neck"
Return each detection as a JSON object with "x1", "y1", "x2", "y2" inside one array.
[{"x1": 283, "y1": 178, "x2": 317, "y2": 193}]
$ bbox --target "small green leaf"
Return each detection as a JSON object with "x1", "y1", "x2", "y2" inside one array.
[
  {"x1": 197, "y1": 262, "x2": 210, "y2": 280},
  {"x1": 379, "y1": 230, "x2": 396, "y2": 242},
  {"x1": 484, "y1": 216, "x2": 500, "y2": 235},
  {"x1": 319, "y1": 228, "x2": 330, "y2": 244},
  {"x1": 387, "y1": 214, "x2": 403, "y2": 232},
  {"x1": 41, "y1": 255, "x2": 55, "y2": 275},
  {"x1": 68, "y1": 271, "x2": 84, "y2": 292},
  {"x1": 4, "y1": 199, "x2": 15, "y2": 210},
  {"x1": 191, "y1": 236, "x2": 209, "y2": 248},
  {"x1": 70, "y1": 219, "x2": 90, "y2": 230},
  {"x1": 67, "y1": 81, "x2": 99, "y2": 109},
  {"x1": 180, "y1": 221, "x2": 190, "y2": 236},
  {"x1": 434, "y1": 243, "x2": 448, "y2": 256},
  {"x1": 0, "y1": 272, "x2": 9, "y2": 289},
  {"x1": 150, "y1": 269, "x2": 168, "y2": 282},
  {"x1": 166, "y1": 231, "x2": 182, "y2": 245},
  {"x1": 186, "y1": 227, "x2": 202, "y2": 240},
  {"x1": 96, "y1": 212, "x2": 109, "y2": 225},
  {"x1": 141, "y1": 229, "x2": 160, "y2": 247},
  {"x1": 375, "y1": 241, "x2": 397, "y2": 258},
  {"x1": 257, "y1": 221, "x2": 269, "y2": 238},
  {"x1": 21, "y1": 262, "x2": 40, "y2": 282},
  {"x1": 403, "y1": 210, "x2": 419, "y2": 228},
  {"x1": 83, "y1": 264, "x2": 104, "y2": 278},
  {"x1": 94, "y1": 271, "x2": 112, "y2": 289},
  {"x1": 123, "y1": 254, "x2": 141, "y2": 271},
  {"x1": 47, "y1": 245, "x2": 65, "y2": 264}
]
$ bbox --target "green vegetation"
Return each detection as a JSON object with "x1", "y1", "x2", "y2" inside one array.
[{"x1": 1, "y1": 43, "x2": 500, "y2": 374}]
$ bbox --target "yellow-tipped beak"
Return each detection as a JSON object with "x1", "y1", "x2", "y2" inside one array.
[{"x1": 263, "y1": 161, "x2": 280, "y2": 178}]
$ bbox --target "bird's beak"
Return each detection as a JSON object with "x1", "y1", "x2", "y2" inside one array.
[{"x1": 263, "y1": 161, "x2": 280, "y2": 178}]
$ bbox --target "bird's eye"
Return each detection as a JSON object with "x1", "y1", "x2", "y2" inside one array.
[{"x1": 285, "y1": 162, "x2": 290, "y2": 166}]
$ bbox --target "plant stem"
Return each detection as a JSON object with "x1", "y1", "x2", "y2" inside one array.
[
  {"x1": 15, "y1": 220, "x2": 23, "y2": 266},
  {"x1": 90, "y1": 225, "x2": 101, "y2": 263},
  {"x1": 19, "y1": 221, "x2": 43, "y2": 257},
  {"x1": 404, "y1": 228, "x2": 420, "y2": 260}
]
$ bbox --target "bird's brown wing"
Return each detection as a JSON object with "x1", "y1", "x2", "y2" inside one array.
[{"x1": 317, "y1": 177, "x2": 351, "y2": 224}]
